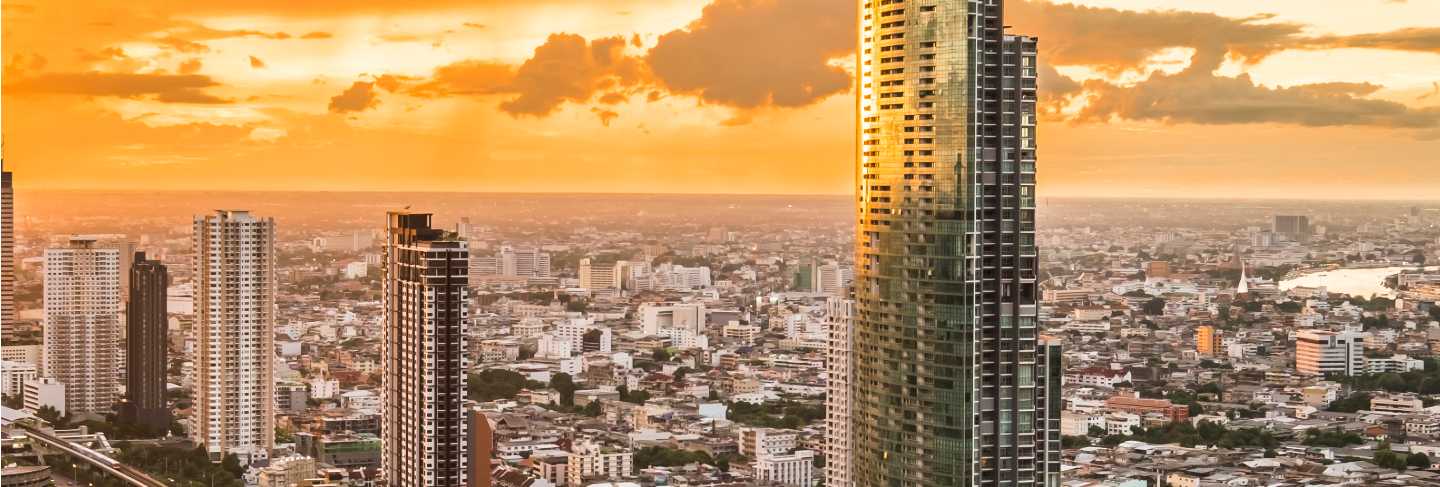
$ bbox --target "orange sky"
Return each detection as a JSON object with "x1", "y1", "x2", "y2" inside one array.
[{"x1": 3, "y1": 0, "x2": 1439, "y2": 199}]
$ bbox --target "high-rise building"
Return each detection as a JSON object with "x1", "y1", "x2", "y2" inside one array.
[
  {"x1": 851, "y1": 1, "x2": 1056, "y2": 485},
  {"x1": 1296, "y1": 330, "x2": 1364, "y2": 376},
  {"x1": 43, "y1": 236, "x2": 121, "y2": 416},
  {"x1": 124, "y1": 251, "x2": 170, "y2": 431},
  {"x1": 579, "y1": 258, "x2": 625, "y2": 291},
  {"x1": 193, "y1": 210, "x2": 276, "y2": 463},
  {"x1": 1274, "y1": 215, "x2": 1311, "y2": 243},
  {"x1": 824, "y1": 298, "x2": 854, "y2": 487},
  {"x1": 2, "y1": 170, "x2": 14, "y2": 341},
  {"x1": 382, "y1": 212, "x2": 470, "y2": 487}
]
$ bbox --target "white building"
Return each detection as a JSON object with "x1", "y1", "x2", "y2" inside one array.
[
  {"x1": 1, "y1": 360, "x2": 38, "y2": 397},
  {"x1": 1296, "y1": 330, "x2": 1365, "y2": 376},
  {"x1": 192, "y1": 211, "x2": 276, "y2": 462},
  {"x1": 1371, "y1": 394, "x2": 1425, "y2": 414},
  {"x1": 579, "y1": 259, "x2": 626, "y2": 291},
  {"x1": 755, "y1": 449, "x2": 814, "y2": 487},
  {"x1": 43, "y1": 236, "x2": 121, "y2": 415},
  {"x1": 639, "y1": 303, "x2": 706, "y2": 335},
  {"x1": 739, "y1": 428, "x2": 800, "y2": 458},
  {"x1": 342, "y1": 261, "x2": 368, "y2": 279},
  {"x1": 23, "y1": 377, "x2": 66, "y2": 415},
  {"x1": 823, "y1": 298, "x2": 853, "y2": 487},
  {"x1": 1105, "y1": 412, "x2": 1141, "y2": 436},
  {"x1": 1366, "y1": 354, "x2": 1425, "y2": 374}
]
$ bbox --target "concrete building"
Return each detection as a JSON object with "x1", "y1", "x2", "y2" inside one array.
[
  {"x1": 579, "y1": 259, "x2": 626, "y2": 291},
  {"x1": 824, "y1": 298, "x2": 853, "y2": 487},
  {"x1": 1195, "y1": 325, "x2": 1221, "y2": 357},
  {"x1": 23, "y1": 377, "x2": 66, "y2": 415},
  {"x1": 755, "y1": 449, "x2": 814, "y2": 487},
  {"x1": 639, "y1": 303, "x2": 706, "y2": 335},
  {"x1": 1, "y1": 360, "x2": 38, "y2": 397},
  {"x1": 43, "y1": 236, "x2": 121, "y2": 416},
  {"x1": 565, "y1": 439, "x2": 632, "y2": 487},
  {"x1": 192, "y1": 210, "x2": 276, "y2": 463},
  {"x1": 382, "y1": 212, "x2": 470, "y2": 487},
  {"x1": 123, "y1": 252, "x2": 170, "y2": 431},
  {"x1": 1, "y1": 171, "x2": 13, "y2": 341},
  {"x1": 739, "y1": 428, "x2": 799, "y2": 459},
  {"x1": 1296, "y1": 330, "x2": 1365, "y2": 376}
]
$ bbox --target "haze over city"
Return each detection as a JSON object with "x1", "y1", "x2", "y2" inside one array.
[{"x1": 4, "y1": 2, "x2": 1440, "y2": 487}]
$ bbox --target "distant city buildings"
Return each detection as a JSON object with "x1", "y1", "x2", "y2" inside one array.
[
  {"x1": 1275, "y1": 215, "x2": 1312, "y2": 243},
  {"x1": 382, "y1": 212, "x2": 470, "y2": 487},
  {"x1": 43, "y1": 236, "x2": 121, "y2": 416},
  {"x1": 192, "y1": 210, "x2": 276, "y2": 463}
]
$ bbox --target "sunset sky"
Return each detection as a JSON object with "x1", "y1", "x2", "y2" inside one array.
[{"x1": 3, "y1": 0, "x2": 1439, "y2": 199}]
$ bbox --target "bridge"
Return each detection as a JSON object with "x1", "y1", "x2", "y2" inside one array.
[{"x1": 2, "y1": 407, "x2": 169, "y2": 487}]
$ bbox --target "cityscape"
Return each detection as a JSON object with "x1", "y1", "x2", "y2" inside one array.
[{"x1": 3, "y1": 1, "x2": 1440, "y2": 487}]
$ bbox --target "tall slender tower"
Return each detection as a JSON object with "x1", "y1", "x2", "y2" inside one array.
[
  {"x1": 124, "y1": 251, "x2": 170, "y2": 431},
  {"x1": 192, "y1": 210, "x2": 275, "y2": 463},
  {"x1": 43, "y1": 237, "x2": 122, "y2": 416},
  {"x1": 851, "y1": 0, "x2": 1056, "y2": 486},
  {"x1": 2, "y1": 170, "x2": 14, "y2": 340},
  {"x1": 383, "y1": 212, "x2": 470, "y2": 487},
  {"x1": 824, "y1": 297, "x2": 855, "y2": 487}
]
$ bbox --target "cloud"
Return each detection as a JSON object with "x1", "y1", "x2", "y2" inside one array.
[
  {"x1": 250, "y1": 56, "x2": 267, "y2": 69},
  {"x1": 178, "y1": 58, "x2": 203, "y2": 75},
  {"x1": 591, "y1": 107, "x2": 619, "y2": 127},
  {"x1": 328, "y1": 81, "x2": 379, "y2": 113},
  {"x1": 4, "y1": 71, "x2": 228, "y2": 104},
  {"x1": 300, "y1": 31, "x2": 333, "y2": 39},
  {"x1": 1007, "y1": 0, "x2": 1304, "y2": 73},
  {"x1": 1305, "y1": 27, "x2": 1440, "y2": 55},
  {"x1": 415, "y1": 60, "x2": 516, "y2": 96},
  {"x1": 1076, "y1": 70, "x2": 1440, "y2": 129},
  {"x1": 645, "y1": 0, "x2": 852, "y2": 109},
  {"x1": 498, "y1": 34, "x2": 647, "y2": 116}
]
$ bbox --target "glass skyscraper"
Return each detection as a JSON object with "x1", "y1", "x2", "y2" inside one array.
[{"x1": 850, "y1": 0, "x2": 1058, "y2": 486}]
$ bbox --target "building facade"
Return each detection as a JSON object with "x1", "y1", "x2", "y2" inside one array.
[
  {"x1": 43, "y1": 236, "x2": 121, "y2": 416},
  {"x1": 125, "y1": 252, "x2": 170, "y2": 431},
  {"x1": 192, "y1": 210, "x2": 276, "y2": 462},
  {"x1": 851, "y1": 1, "x2": 1055, "y2": 486},
  {"x1": 1296, "y1": 330, "x2": 1364, "y2": 376},
  {"x1": 1, "y1": 171, "x2": 13, "y2": 341},
  {"x1": 382, "y1": 212, "x2": 470, "y2": 487},
  {"x1": 824, "y1": 297, "x2": 854, "y2": 487}
]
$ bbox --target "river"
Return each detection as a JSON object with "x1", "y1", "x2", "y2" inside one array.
[{"x1": 1279, "y1": 265, "x2": 1438, "y2": 298}]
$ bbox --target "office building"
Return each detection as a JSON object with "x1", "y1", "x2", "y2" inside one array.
[
  {"x1": 1274, "y1": 215, "x2": 1311, "y2": 243},
  {"x1": 124, "y1": 252, "x2": 170, "y2": 431},
  {"x1": 193, "y1": 210, "x2": 276, "y2": 462},
  {"x1": 579, "y1": 258, "x2": 627, "y2": 291},
  {"x1": 382, "y1": 212, "x2": 470, "y2": 487},
  {"x1": 1, "y1": 171, "x2": 13, "y2": 340},
  {"x1": 852, "y1": 1, "x2": 1057, "y2": 485},
  {"x1": 755, "y1": 449, "x2": 815, "y2": 487},
  {"x1": 824, "y1": 298, "x2": 854, "y2": 487},
  {"x1": 43, "y1": 236, "x2": 121, "y2": 416},
  {"x1": 639, "y1": 302, "x2": 707, "y2": 335},
  {"x1": 1, "y1": 360, "x2": 38, "y2": 397},
  {"x1": 23, "y1": 377, "x2": 66, "y2": 415},
  {"x1": 1296, "y1": 330, "x2": 1364, "y2": 376}
]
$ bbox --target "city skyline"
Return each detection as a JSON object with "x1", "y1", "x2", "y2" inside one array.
[{"x1": 4, "y1": 0, "x2": 1440, "y2": 199}]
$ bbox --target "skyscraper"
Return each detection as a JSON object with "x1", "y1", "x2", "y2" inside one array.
[
  {"x1": 193, "y1": 210, "x2": 275, "y2": 463},
  {"x1": 383, "y1": 212, "x2": 470, "y2": 487},
  {"x1": 851, "y1": 1, "x2": 1057, "y2": 486},
  {"x1": 43, "y1": 236, "x2": 122, "y2": 416},
  {"x1": 1274, "y1": 215, "x2": 1311, "y2": 243},
  {"x1": 124, "y1": 251, "x2": 170, "y2": 431},
  {"x1": 2, "y1": 170, "x2": 14, "y2": 341}
]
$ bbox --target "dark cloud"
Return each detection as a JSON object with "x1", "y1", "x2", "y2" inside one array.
[
  {"x1": 1306, "y1": 27, "x2": 1440, "y2": 55},
  {"x1": 645, "y1": 0, "x2": 851, "y2": 108},
  {"x1": 591, "y1": 107, "x2": 619, "y2": 127},
  {"x1": 178, "y1": 58, "x2": 203, "y2": 75},
  {"x1": 414, "y1": 60, "x2": 516, "y2": 96},
  {"x1": 1076, "y1": 70, "x2": 1440, "y2": 128},
  {"x1": 328, "y1": 81, "x2": 379, "y2": 113},
  {"x1": 499, "y1": 34, "x2": 647, "y2": 116},
  {"x1": 4, "y1": 71, "x2": 228, "y2": 104},
  {"x1": 300, "y1": 31, "x2": 333, "y2": 39},
  {"x1": 249, "y1": 56, "x2": 266, "y2": 69}
]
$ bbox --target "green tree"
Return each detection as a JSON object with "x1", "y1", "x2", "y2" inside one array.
[
  {"x1": 550, "y1": 373, "x2": 577, "y2": 407},
  {"x1": 1411, "y1": 452, "x2": 1433, "y2": 469},
  {"x1": 1143, "y1": 297, "x2": 1167, "y2": 315}
]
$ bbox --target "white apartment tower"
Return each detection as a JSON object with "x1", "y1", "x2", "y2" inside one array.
[
  {"x1": 383, "y1": 212, "x2": 470, "y2": 487},
  {"x1": 824, "y1": 297, "x2": 854, "y2": 487},
  {"x1": 43, "y1": 236, "x2": 121, "y2": 416},
  {"x1": 192, "y1": 210, "x2": 276, "y2": 462}
]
